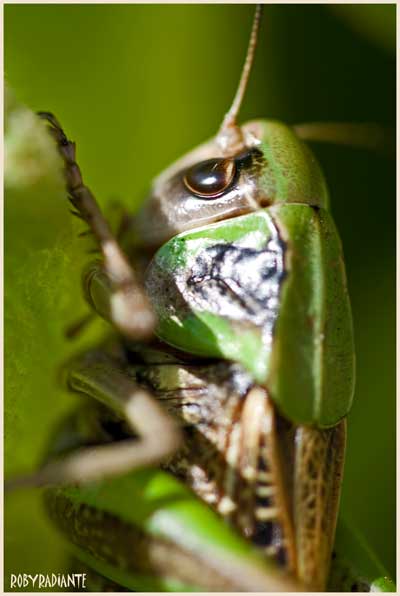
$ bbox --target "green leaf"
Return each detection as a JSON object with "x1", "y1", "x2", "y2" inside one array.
[{"x1": 5, "y1": 90, "x2": 106, "y2": 590}]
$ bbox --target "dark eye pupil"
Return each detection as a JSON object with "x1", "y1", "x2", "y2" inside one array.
[{"x1": 183, "y1": 158, "x2": 236, "y2": 198}]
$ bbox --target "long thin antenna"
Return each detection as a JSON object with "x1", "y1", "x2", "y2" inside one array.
[{"x1": 217, "y1": 4, "x2": 263, "y2": 153}]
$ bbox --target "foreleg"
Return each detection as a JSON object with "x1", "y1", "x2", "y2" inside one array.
[{"x1": 38, "y1": 112, "x2": 155, "y2": 340}]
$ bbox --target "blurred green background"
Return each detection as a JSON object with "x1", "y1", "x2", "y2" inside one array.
[{"x1": 5, "y1": 4, "x2": 395, "y2": 590}]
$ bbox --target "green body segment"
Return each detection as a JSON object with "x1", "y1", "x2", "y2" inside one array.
[
  {"x1": 47, "y1": 467, "x2": 395, "y2": 593},
  {"x1": 145, "y1": 121, "x2": 355, "y2": 427},
  {"x1": 255, "y1": 120, "x2": 330, "y2": 208},
  {"x1": 146, "y1": 210, "x2": 274, "y2": 381},
  {"x1": 47, "y1": 469, "x2": 282, "y2": 592}
]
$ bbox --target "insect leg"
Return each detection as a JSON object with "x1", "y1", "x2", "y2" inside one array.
[
  {"x1": 37, "y1": 112, "x2": 156, "y2": 340},
  {"x1": 5, "y1": 348, "x2": 181, "y2": 489}
]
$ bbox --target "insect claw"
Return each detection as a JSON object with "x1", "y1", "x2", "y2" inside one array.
[
  {"x1": 37, "y1": 110, "x2": 58, "y2": 124},
  {"x1": 37, "y1": 111, "x2": 70, "y2": 145}
]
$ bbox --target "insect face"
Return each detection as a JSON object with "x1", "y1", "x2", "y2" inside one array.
[
  {"x1": 135, "y1": 123, "x2": 268, "y2": 248},
  {"x1": 135, "y1": 117, "x2": 331, "y2": 251}
]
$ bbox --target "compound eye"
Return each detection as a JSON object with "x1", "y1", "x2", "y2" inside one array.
[{"x1": 183, "y1": 158, "x2": 236, "y2": 199}]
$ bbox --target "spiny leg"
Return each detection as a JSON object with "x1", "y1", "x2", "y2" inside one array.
[
  {"x1": 218, "y1": 387, "x2": 297, "y2": 573},
  {"x1": 66, "y1": 201, "x2": 140, "y2": 340},
  {"x1": 5, "y1": 349, "x2": 181, "y2": 489},
  {"x1": 38, "y1": 112, "x2": 156, "y2": 340},
  {"x1": 48, "y1": 484, "x2": 302, "y2": 592}
]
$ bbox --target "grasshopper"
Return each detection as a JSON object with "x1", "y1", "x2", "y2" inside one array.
[{"x1": 6, "y1": 5, "x2": 395, "y2": 592}]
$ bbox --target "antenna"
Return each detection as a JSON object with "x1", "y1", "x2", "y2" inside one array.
[{"x1": 217, "y1": 4, "x2": 263, "y2": 153}]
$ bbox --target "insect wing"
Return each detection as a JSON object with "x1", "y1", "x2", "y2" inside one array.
[{"x1": 293, "y1": 420, "x2": 346, "y2": 590}]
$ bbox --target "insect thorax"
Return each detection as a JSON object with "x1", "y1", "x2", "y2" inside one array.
[{"x1": 49, "y1": 339, "x2": 298, "y2": 573}]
